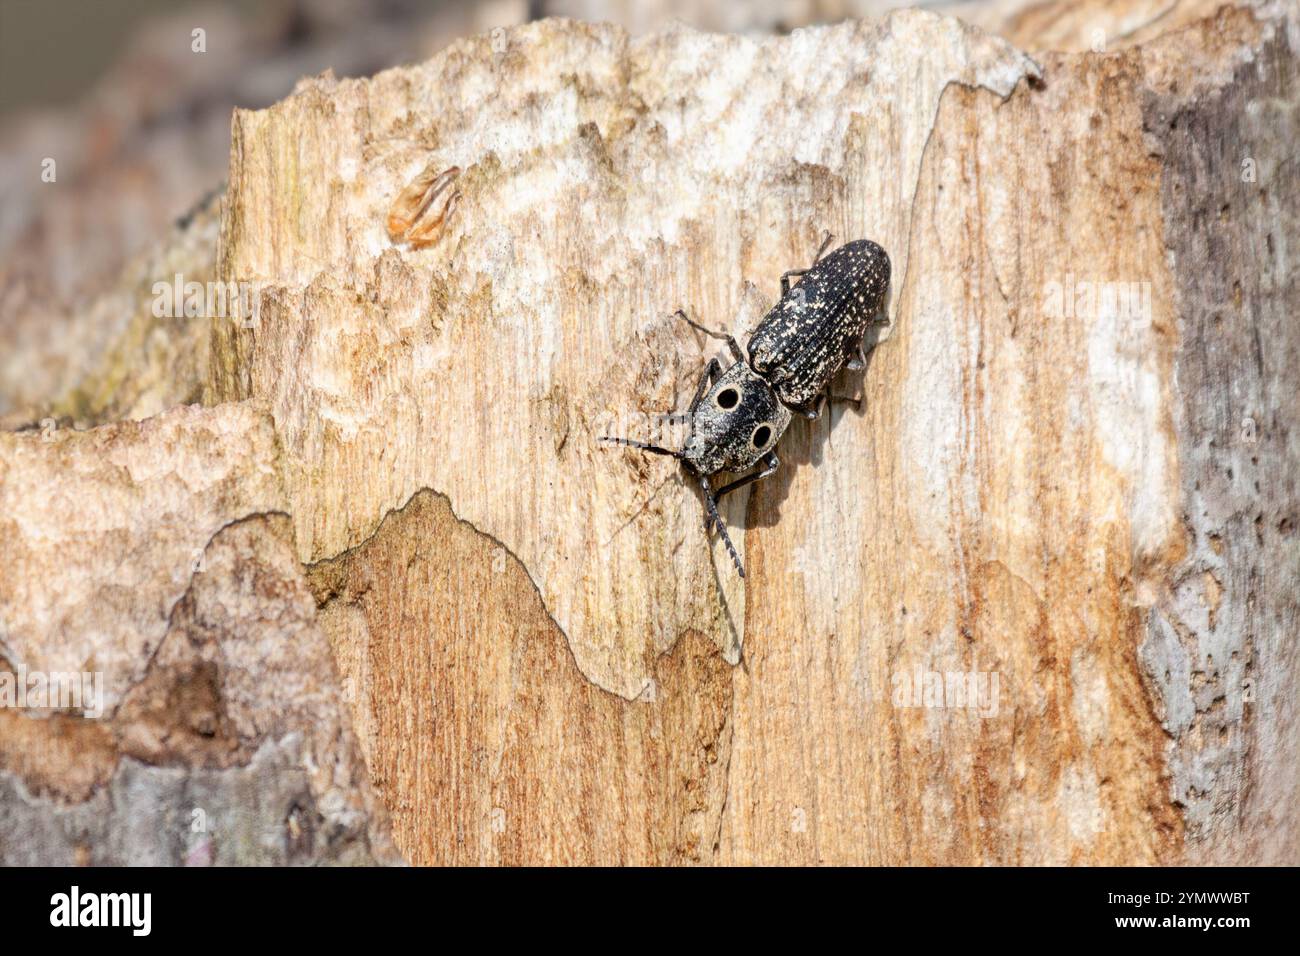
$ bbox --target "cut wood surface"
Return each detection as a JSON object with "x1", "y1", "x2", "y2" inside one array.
[{"x1": 1, "y1": 1, "x2": 1296, "y2": 865}]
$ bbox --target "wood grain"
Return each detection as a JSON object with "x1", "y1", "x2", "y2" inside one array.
[{"x1": 1, "y1": 2, "x2": 1295, "y2": 865}]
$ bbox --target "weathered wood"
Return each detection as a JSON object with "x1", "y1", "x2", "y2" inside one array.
[
  {"x1": 0, "y1": 406, "x2": 398, "y2": 864},
  {"x1": 1, "y1": 2, "x2": 1296, "y2": 865}
]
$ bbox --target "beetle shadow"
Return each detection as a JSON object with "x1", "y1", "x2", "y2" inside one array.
[
  {"x1": 706, "y1": 542, "x2": 746, "y2": 663},
  {"x1": 741, "y1": 305, "x2": 892, "y2": 532}
]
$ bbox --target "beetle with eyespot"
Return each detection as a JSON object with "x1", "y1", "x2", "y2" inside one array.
[{"x1": 601, "y1": 236, "x2": 891, "y2": 578}]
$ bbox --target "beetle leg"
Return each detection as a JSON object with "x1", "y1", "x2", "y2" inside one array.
[
  {"x1": 798, "y1": 389, "x2": 858, "y2": 421},
  {"x1": 845, "y1": 343, "x2": 867, "y2": 371},
  {"x1": 713, "y1": 451, "x2": 780, "y2": 504},
  {"x1": 812, "y1": 231, "x2": 835, "y2": 263},
  {"x1": 686, "y1": 357, "x2": 724, "y2": 415},
  {"x1": 781, "y1": 232, "x2": 837, "y2": 295},
  {"x1": 674, "y1": 309, "x2": 744, "y2": 364},
  {"x1": 780, "y1": 269, "x2": 807, "y2": 297},
  {"x1": 799, "y1": 394, "x2": 825, "y2": 420}
]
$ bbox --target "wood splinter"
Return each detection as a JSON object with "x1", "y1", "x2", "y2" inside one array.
[{"x1": 387, "y1": 162, "x2": 461, "y2": 249}]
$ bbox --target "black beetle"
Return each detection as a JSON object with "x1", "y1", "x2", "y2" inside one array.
[{"x1": 602, "y1": 236, "x2": 891, "y2": 577}]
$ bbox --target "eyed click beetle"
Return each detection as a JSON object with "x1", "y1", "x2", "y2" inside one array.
[{"x1": 601, "y1": 236, "x2": 891, "y2": 578}]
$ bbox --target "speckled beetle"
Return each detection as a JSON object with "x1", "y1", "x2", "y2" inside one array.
[{"x1": 601, "y1": 236, "x2": 891, "y2": 578}]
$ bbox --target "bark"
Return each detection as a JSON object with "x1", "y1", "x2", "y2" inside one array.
[{"x1": 1, "y1": 2, "x2": 1297, "y2": 865}]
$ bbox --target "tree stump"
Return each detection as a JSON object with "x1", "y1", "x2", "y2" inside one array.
[{"x1": 2, "y1": 3, "x2": 1296, "y2": 865}]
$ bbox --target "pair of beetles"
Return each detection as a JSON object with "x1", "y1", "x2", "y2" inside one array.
[{"x1": 601, "y1": 236, "x2": 891, "y2": 577}]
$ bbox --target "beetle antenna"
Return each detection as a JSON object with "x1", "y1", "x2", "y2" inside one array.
[
  {"x1": 599, "y1": 436, "x2": 682, "y2": 458},
  {"x1": 700, "y1": 477, "x2": 745, "y2": 578}
]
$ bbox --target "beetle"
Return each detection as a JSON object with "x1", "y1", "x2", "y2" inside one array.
[{"x1": 601, "y1": 236, "x2": 891, "y2": 578}]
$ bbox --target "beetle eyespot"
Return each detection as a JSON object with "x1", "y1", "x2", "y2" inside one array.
[
  {"x1": 752, "y1": 424, "x2": 772, "y2": 448},
  {"x1": 716, "y1": 387, "x2": 740, "y2": 410}
]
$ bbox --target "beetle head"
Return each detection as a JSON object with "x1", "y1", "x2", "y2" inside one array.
[
  {"x1": 597, "y1": 359, "x2": 792, "y2": 579},
  {"x1": 681, "y1": 361, "x2": 791, "y2": 476}
]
